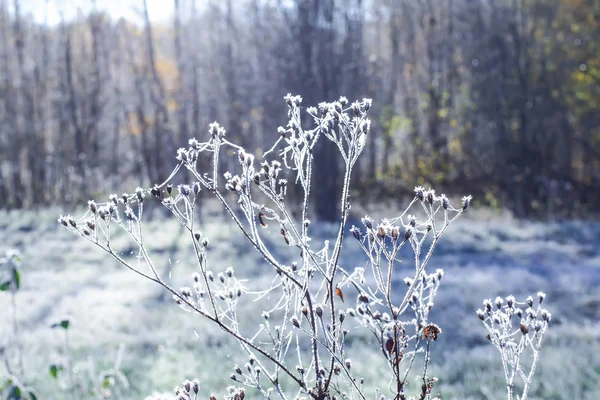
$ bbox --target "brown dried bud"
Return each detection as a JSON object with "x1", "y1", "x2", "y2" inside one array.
[
  {"x1": 520, "y1": 323, "x2": 529, "y2": 334},
  {"x1": 423, "y1": 324, "x2": 441, "y2": 341}
]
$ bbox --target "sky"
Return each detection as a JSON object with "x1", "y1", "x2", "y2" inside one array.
[{"x1": 18, "y1": 0, "x2": 175, "y2": 25}]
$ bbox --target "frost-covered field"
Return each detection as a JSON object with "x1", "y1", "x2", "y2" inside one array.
[{"x1": 1, "y1": 205, "x2": 599, "y2": 399}]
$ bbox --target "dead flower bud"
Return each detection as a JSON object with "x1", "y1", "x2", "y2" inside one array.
[
  {"x1": 520, "y1": 323, "x2": 529, "y2": 335},
  {"x1": 506, "y1": 295, "x2": 515, "y2": 308},
  {"x1": 414, "y1": 186, "x2": 425, "y2": 201},
  {"x1": 291, "y1": 316, "x2": 300, "y2": 328},
  {"x1": 151, "y1": 185, "x2": 161, "y2": 198},
  {"x1": 345, "y1": 359, "x2": 352, "y2": 369},
  {"x1": 537, "y1": 291, "x2": 546, "y2": 304},
  {"x1": 315, "y1": 305, "x2": 323, "y2": 318},
  {"x1": 527, "y1": 296, "x2": 534, "y2": 307},
  {"x1": 404, "y1": 227, "x2": 413, "y2": 241},
  {"x1": 88, "y1": 200, "x2": 97, "y2": 213},
  {"x1": 462, "y1": 195, "x2": 472, "y2": 210},
  {"x1": 483, "y1": 299, "x2": 492, "y2": 312},
  {"x1": 362, "y1": 216, "x2": 374, "y2": 230},
  {"x1": 477, "y1": 309, "x2": 485, "y2": 320},
  {"x1": 423, "y1": 324, "x2": 441, "y2": 341},
  {"x1": 495, "y1": 296, "x2": 504, "y2": 309},
  {"x1": 350, "y1": 225, "x2": 361, "y2": 240},
  {"x1": 440, "y1": 194, "x2": 449, "y2": 210},
  {"x1": 134, "y1": 187, "x2": 144, "y2": 202}
]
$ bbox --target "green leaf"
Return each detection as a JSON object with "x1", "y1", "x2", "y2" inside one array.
[
  {"x1": 12, "y1": 268, "x2": 20, "y2": 290},
  {"x1": 7, "y1": 385, "x2": 22, "y2": 400},
  {"x1": 0, "y1": 281, "x2": 10, "y2": 291},
  {"x1": 49, "y1": 364, "x2": 58, "y2": 379},
  {"x1": 28, "y1": 391, "x2": 38, "y2": 400},
  {"x1": 60, "y1": 319, "x2": 70, "y2": 330}
]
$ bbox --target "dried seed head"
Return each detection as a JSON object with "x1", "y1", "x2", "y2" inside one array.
[
  {"x1": 483, "y1": 299, "x2": 492, "y2": 312},
  {"x1": 541, "y1": 309, "x2": 552, "y2": 322},
  {"x1": 520, "y1": 323, "x2": 529, "y2": 334},
  {"x1": 537, "y1": 291, "x2": 546, "y2": 304},
  {"x1": 88, "y1": 200, "x2": 97, "y2": 214},
  {"x1": 151, "y1": 185, "x2": 161, "y2": 198},
  {"x1": 291, "y1": 316, "x2": 300, "y2": 328},
  {"x1": 477, "y1": 309, "x2": 485, "y2": 320},
  {"x1": 414, "y1": 186, "x2": 425, "y2": 201},
  {"x1": 350, "y1": 225, "x2": 361, "y2": 240},
  {"x1": 315, "y1": 305, "x2": 323, "y2": 318},
  {"x1": 462, "y1": 195, "x2": 472, "y2": 210},
  {"x1": 404, "y1": 227, "x2": 413, "y2": 241},
  {"x1": 527, "y1": 296, "x2": 534, "y2": 307},
  {"x1": 135, "y1": 187, "x2": 145, "y2": 202},
  {"x1": 333, "y1": 363, "x2": 341, "y2": 375},
  {"x1": 494, "y1": 296, "x2": 504, "y2": 309},
  {"x1": 440, "y1": 194, "x2": 449, "y2": 210},
  {"x1": 404, "y1": 277, "x2": 414, "y2": 286},
  {"x1": 391, "y1": 226, "x2": 400, "y2": 241},
  {"x1": 506, "y1": 295, "x2": 515, "y2": 308},
  {"x1": 345, "y1": 359, "x2": 352, "y2": 369},
  {"x1": 423, "y1": 324, "x2": 441, "y2": 341}
]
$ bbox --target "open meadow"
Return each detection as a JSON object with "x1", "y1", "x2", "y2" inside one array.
[{"x1": 1, "y1": 204, "x2": 599, "y2": 399}]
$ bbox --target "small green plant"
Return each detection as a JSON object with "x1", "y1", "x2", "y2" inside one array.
[
  {"x1": 0, "y1": 250, "x2": 37, "y2": 400},
  {"x1": 48, "y1": 317, "x2": 129, "y2": 399}
]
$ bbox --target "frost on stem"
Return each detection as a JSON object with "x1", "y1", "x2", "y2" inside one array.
[
  {"x1": 477, "y1": 293, "x2": 551, "y2": 400},
  {"x1": 60, "y1": 95, "x2": 473, "y2": 400}
]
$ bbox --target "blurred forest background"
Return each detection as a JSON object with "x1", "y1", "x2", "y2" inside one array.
[{"x1": 0, "y1": 0, "x2": 599, "y2": 220}]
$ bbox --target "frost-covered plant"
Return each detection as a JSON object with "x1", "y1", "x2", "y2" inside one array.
[
  {"x1": 59, "y1": 95, "x2": 548, "y2": 400},
  {"x1": 477, "y1": 293, "x2": 551, "y2": 400}
]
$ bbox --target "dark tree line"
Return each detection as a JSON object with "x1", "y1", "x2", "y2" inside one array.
[{"x1": 0, "y1": 0, "x2": 598, "y2": 219}]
